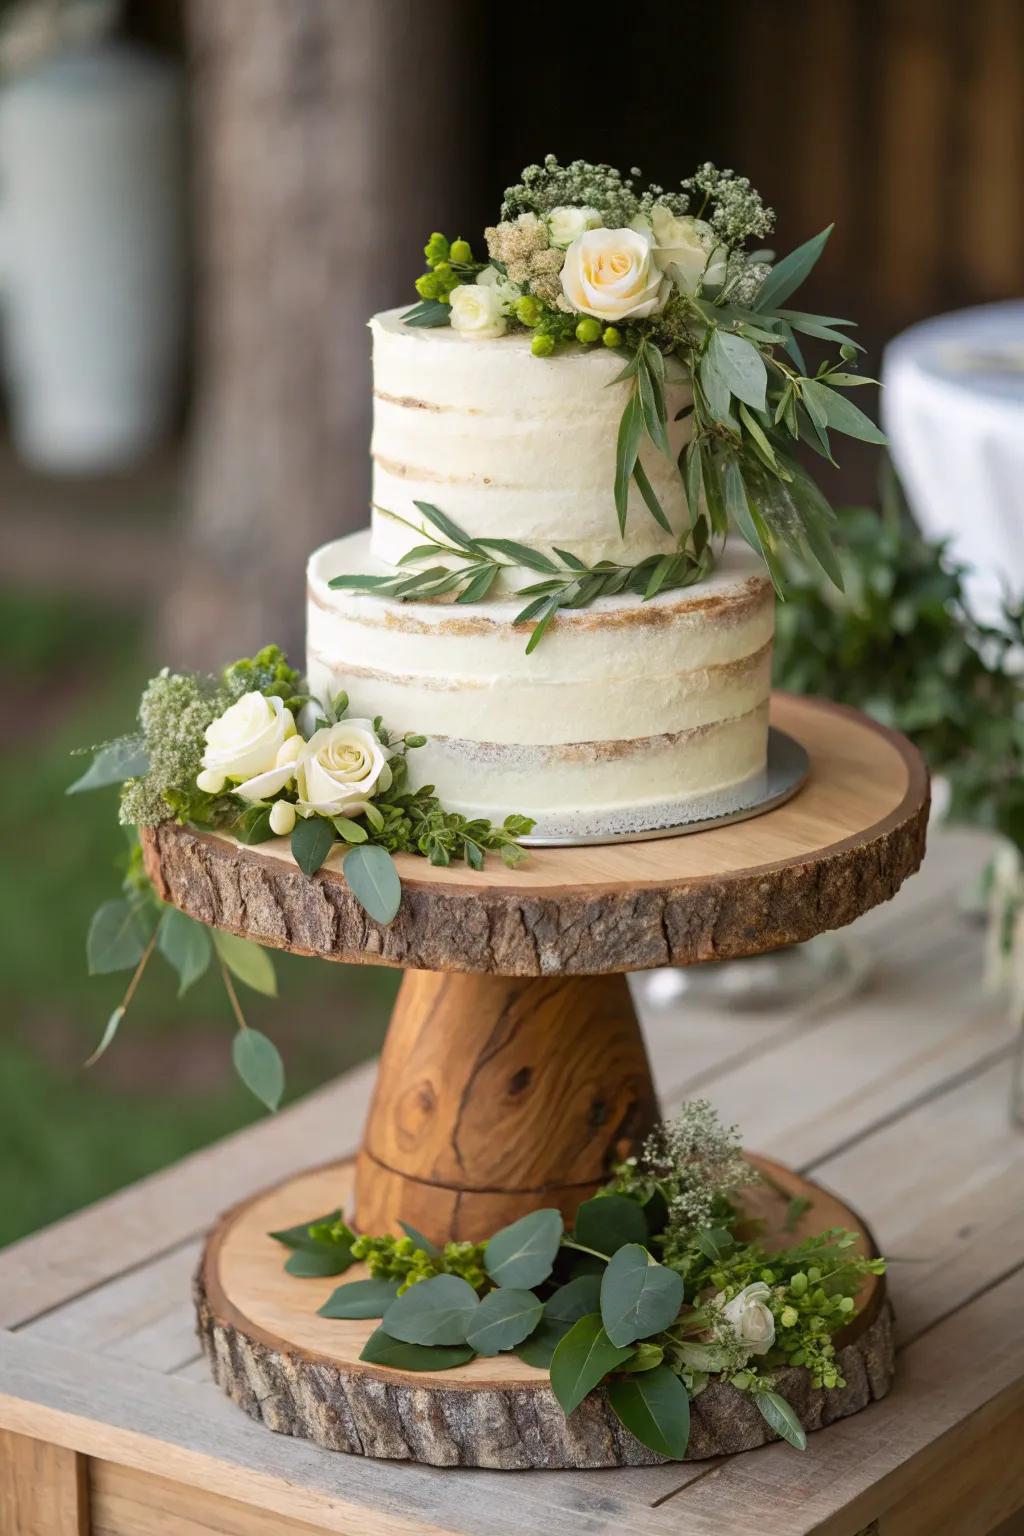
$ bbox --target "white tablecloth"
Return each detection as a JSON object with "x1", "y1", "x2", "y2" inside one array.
[{"x1": 882, "y1": 301, "x2": 1024, "y2": 627}]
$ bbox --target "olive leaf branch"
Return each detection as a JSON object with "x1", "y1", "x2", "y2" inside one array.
[{"x1": 329, "y1": 501, "x2": 714, "y2": 654}]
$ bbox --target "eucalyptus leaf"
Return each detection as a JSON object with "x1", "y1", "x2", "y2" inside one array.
[
  {"x1": 708, "y1": 330, "x2": 767, "y2": 412},
  {"x1": 698, "y1": 352, "x2": 736, "y2": 427},
  {"x1": 599, "y1": 1244, "x2": 684, "y2": 1347},
  {"x1": 574, "y1": 1194, "x2": 647, "y2": 1257},
  {"x1": 694, "y1": 1227, "x2": 734, "y2": 1262},
  {"x1": 545, "y1": 1274, "x2": 603, "y2": 1324},
  {"x1": 754, "y1": 224, "x2": 833, "y2": 312},
  {"x1": 67, "y1": 737, "x2": 149, "y2": 794},
  {"x1": 637, "y1": 353, "x2": 670, "y2": 457},
  {"x1": 269, "y1": 1209, "x2": 343, "y2": 1251},
  {"x1": 332, "y1": 816, "x2": 368, "y2": 845},
  {"x1": 285, "y1": 1246, "x2": 354, "y2": 1277},
  {"x1": 753, "y1": 1390, "x2": 807, "y2": 1450},
  {"x1": 213, "y1": 930, "x2": 277, "y2": 996},
  {"x1": 399, "y1": 1221, "x2": 440, "y2": 1257},
  {"x1": 485, "y1": 1207, "x2": 563, "y2": 1288},
  {"x1": 401, "y1": 299, "x2": 452, "y2": 328},
  {"x1": 515, "y1": 1317, "x2": 570, "y2": 1369},
  {"x1": 232, "y1": 1027, "x2": 285, "y2": 1111},
  {"x1": 318, "y1": 1278, "x2": 400, "y2": 1319},
  {"x1": 607, "y1": 1365, "x2": 691, "y2": 1460},
  {"x1": 359, "y1": 1328, "x2": 475, "y2": 1371},
  {"x1": 549, "y1": 1314, "x2": 634, "y2": 1417},
  {"x1": 456, "y1": 564, "x2": 498, "y2": 603},
  {"x1": 157, "y1": 907, "x2": 212, "y2": 997},
  {"x1": 632, "y1": 458, "x2": 673, "y2": 533},
  {"x1": 464, "y1": 1287, "x2": 542, "y2": 1356},
  {"x1": 343, "y1": 843, "x2": 402, "y2": 924},
  {"x1": 382, "y1": 1273, "x2": 479, "y2": 1346},
  {"x1": 87, "y1": 899, "x2": 154, "y2": 975}
]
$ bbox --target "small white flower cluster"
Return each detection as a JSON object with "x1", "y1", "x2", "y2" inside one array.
[
  {"x1": 195, "y1": 692, "x2": 392, "y2": 838},
  {"x1": 643, "y1": 1099, "x2": 758, "y2": 1237}
]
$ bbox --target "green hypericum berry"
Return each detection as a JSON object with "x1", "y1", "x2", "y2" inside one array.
[
  {"x1": 790, "y1": 1271, "x2": 808, "y2": 1296},
  {"x1": 531, "y1": 333, "x2": 556, "y2": 357},
  {"x1": 602, "y1": 326, "x2": 623, "y2": 348},
  {"x1": 516, "y1": 295, "x2": 542, "y2": 327},
  {"x1": 781, "y1": 1306, "x2": 799, "y2": 1328},
  {"x1": 424, "y1": 231, "x2": 450, "y2": 267},
  {"x1": 575, "y1": 317, "x2": 602, "y2": 344},
  {"x1": 449, "y1": 237, "x2": 472, "y2": 263}
]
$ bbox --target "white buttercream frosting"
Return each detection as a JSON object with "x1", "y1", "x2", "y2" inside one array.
[
  {"x1": 370, "y1": 307, "x2": 692, "y2": 584},
  {"x1": 307, "y1": 530, "x2": 774, "y2": 838}
]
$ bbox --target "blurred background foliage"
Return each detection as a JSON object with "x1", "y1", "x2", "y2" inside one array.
[{"x1": 3, "y1": 0, "x2": 1023, "y2": 1246}]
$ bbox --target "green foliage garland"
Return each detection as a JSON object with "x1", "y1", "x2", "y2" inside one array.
[{"x1": 274, "y1": 1101, "x2": 885, "y2": 1461}]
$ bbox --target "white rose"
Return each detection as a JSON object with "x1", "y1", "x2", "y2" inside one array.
[
  {"x1": 201, "y1": 692, "x2": 295, "y2": 784},
  {"x1": 449, "y1": 282, "x2": 507, "y2": 339},
  {"x1": 559, "y1": 227, "x2": 667, "y2": 323},
  {"x1": 721, "y1": 1282, "x2": 776, "y2": 1356},
  {"x1": 234, "y1": 731, "x2": 305, "y2": 803},
  {"x1": 295, "y1": 720, "x2": 391, "y2": 816},
  {"x1": 476, "y1": 265, "x2": 521, "y2": 315},
  {"x1": 650, "y1": 205, "x2": 728, "y2": 292},
  {"x1": 546, "y1": 204, "x2": 602, "y2": 249}
]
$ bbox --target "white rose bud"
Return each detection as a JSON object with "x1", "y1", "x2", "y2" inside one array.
[
  {"x1": 546, "y1": 204, "x2": 602, "y2": 249},
  {"x1": 649, "y1": 204, "x2": 728, "y2": 292},
  {"x1": 449, "y1": 281, "x2": 508, "y2": 339},
  {"x1": 559, "y1": 227, "x2": 668, "y2": 323},
  {"x1": 202, "y1": 692, "x2": 295, "y2": 782},
  {"x1": 269, "y1": 800, "x2": 297, "y2": 836},
  {"x1": 721, "y1": 1282, "x2": 776, "y2": 1356},
  {"x1": 476, "y1": 265, "x2": 521, "y2": 315},
  {"x1": 295, "y1": 720, "x2": 390, "y2": 816},
  {"x1": 196, "y1": 768, "x2": 226, "y2": 795}
]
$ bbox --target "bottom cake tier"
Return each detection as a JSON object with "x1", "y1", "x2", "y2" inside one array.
[{"x1": 307, "y1": 530, "x2": 774, "y2": 840}]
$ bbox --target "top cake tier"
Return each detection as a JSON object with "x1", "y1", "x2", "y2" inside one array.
[{"x1": 370, "y1": 308, "x2": 691, "y2": 580}]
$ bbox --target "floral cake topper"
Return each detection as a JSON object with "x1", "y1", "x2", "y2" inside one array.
[{"x1": 393, "y1": 156, "x2": 887, "y2": 601}]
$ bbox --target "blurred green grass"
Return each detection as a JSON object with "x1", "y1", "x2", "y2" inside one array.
[{"x1": 0, "y1": 590, "x2": 397, "y2": 1247}]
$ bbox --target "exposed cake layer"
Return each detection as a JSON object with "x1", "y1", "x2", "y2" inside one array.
[
  {"x1": 308, "y1": 531, "x2": 774, "y2": 836},
  {"x1": 370, "y1": 307, "x2": 692, "y2": 583}
]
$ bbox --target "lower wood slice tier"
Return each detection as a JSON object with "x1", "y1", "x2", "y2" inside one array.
[{"x1": 196, "y1": 1157, "x2": 894, "y2": 1470}]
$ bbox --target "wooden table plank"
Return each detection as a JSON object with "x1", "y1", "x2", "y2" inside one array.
[
  {"x1": 0, "y1": 1332, "x2": 703, "y2": 1536},
  {"x1": 0, "y1": 1430, "x2": 88, "y2": 1536}
]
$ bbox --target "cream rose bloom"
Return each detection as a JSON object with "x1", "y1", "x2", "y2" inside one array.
[
  {"x1": 721, "y1": 1282, "x2": 776, "y2": 1356},
  {"x1": 546, "y1": 204, "x2": 602, "y2": 249},
  {"x1": 200, "y1": 692, "x2": 295, "y2": 790},
  {"x1": 560, "y1": 227, "x2": 667, "y2": 322},
  {"x1": 295, "y1": 720, "x2": 391, "y2": 817},
  {"x1": 649, "y1": 205, "x2": 728, "y2": 292},
  {"x1": 449, "y1": 281, "x2": 507, "y2": 339}
]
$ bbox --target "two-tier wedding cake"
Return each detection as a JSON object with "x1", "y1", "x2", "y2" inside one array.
[
  {"x1": 308, "y1": 312, "x2": 773, "y2": 839},
  {"x1": 299, "y1": 156, "x2": 866, "y2": 841}
]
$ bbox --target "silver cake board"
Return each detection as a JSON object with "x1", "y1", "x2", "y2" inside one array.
[{"x1": 519, "y1": 726, "x2": 809, "y2": 848}]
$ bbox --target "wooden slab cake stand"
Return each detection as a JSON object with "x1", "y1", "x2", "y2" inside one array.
[{"x1": 141, "y1": 694, "x2": 929, "y2": 1470}]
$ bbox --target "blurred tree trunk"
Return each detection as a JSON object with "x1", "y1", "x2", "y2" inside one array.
[{"x1": 165, "y1": 0, "x2": 480, "y2": 665}]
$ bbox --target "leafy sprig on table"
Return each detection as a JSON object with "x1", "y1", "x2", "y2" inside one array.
[
  {"x1": 272, "y1": 1102, "x2": 884, "y2": 1461},
  {"x1": 329, "y1": 502, "x2": 713, "y2": 653}
]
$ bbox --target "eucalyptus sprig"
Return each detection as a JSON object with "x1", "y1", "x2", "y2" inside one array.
[
  {"x1": 615, "y1": 225, "x2": 887, "y2": 593},
  {"x1": 275, "y1": 1100, "x2": 886, "y2": 1462},
  {"x1": 329, "y1": 501, "x2": 714, "y2": 653}
]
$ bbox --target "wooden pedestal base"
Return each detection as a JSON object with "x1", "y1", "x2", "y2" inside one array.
[
  {"x1": 354, "y1": 970, "x2": 658, "y2": 1247},
  {"x1": 196, "y1": 1157, "x2": 894, "y2": 1470}
]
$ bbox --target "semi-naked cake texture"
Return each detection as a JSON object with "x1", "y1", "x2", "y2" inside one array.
[{"x1": 307, "y1": 308, "x2": 775, "y2": 840}]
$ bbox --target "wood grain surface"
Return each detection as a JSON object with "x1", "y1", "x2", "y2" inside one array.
[
  {"x1": 141, "y1": 695, "x2": 929, "y2": 976},
  {"x1": 194, "y1": 1155, "x2": 891, "y2": 1469},
  {"x1": 355, "y1": 971, "x2": 657, "y2": 1243}
]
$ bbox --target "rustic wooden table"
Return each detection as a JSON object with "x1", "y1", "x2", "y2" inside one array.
[{"x1": 2, "y1": 825, "x2": 1023, "y2": 1536}]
